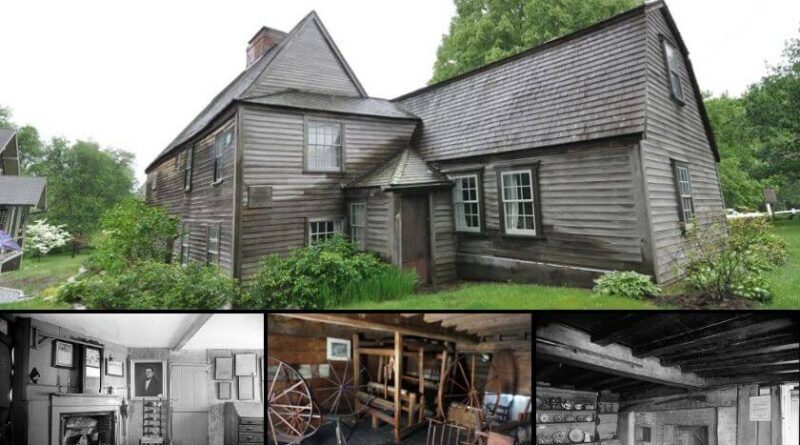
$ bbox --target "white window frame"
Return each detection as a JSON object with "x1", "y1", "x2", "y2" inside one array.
[
  {"x1": 308, "y1": 218, "x2": 342, "y2": 245},
  {"x1": 207, "y1": 223, "x2": 221, "y2": 266},
  {"x1": 180, "y1": 223, "x2": 190, "y2": 266},
  {"x1": 674, "y1": 162, "x2": 694, "y2": 226},
  {"x1": 500, "y1": 169, "x2": 537, "y2": 237},
  {"x1": 452, "y1": 174, "x2": 481, "y2": 233},
  {"x1": 663, "y1": 39, "x2": 685, "y2": 103},
  {"x1": 213, "y1": 128, "x2": 233, "y2": 184},
  {"x1": 183, "y1": 147, "x2": 193, "y2": 192},
  {"x1": 305, "y1": 120, "x2": 343, "y2": 172},
  {"x1": 350, "y1": 202, "x2": 366, "y2": 250}
]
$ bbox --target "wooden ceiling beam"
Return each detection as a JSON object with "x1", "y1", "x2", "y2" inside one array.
[
  {"x1": 705, "y1": 372, "x2": 800, "y2": 388},
  {"x1": 695, "y1": 362, "x2": 799, "y2": 377},
  {"x1": 680, "y1": 351, "x2": 799, "y2": 373},
  {"x1": 537, "y1": 323, "x2": 705, "y2": 389},
  {"x1": 633, "y1": 317, "x2": 795, "y2": 358},
  {"x1": 590, "y1": 314, "x2": 654, "y2": 346},
  {"x1": 172, "y1": 314, "x2": 213, "y2": 350},
  {"x1": 457, "y1": 339, "x2": 530, "y2": 353},
  {"x1": 440, "y1": 314, "x2": 531, "y2": 329},
  {"x1": 275, "y1": 313, "x2": 479, "y2": 344},
  {"x1": 660, "y1": 336, "x2": 799, "y2": 367}
]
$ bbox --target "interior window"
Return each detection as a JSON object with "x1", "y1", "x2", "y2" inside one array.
[
  {"x1": 500, "y1": 170, "x2": 537, "y2": 236},
  {"x1": 307, "y1": 121, "x2": 343, "y2": 171},
  {"x1": 452, "y1": 174, "x2": 481, "y2": 232}
]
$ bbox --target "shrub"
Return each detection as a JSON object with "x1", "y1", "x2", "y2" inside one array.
[
  {"x1": 593, "y1": 271, "x2": 661, "y2": 300},
  {"x1": 57, "y1": 262, "x2": 239, "y2": 309},
  {"x1": 245, "y1": 236, "x2": 414, "y2": 309},
  {"x1": 87, "y1": 198, "x2": 179, "y2": 274},
  {"x1": 23, "y1": 219, "x2": 71, "y2": 257},
  {"x1": 683, "y1": 217, "x2": 788, "y2": 302}
]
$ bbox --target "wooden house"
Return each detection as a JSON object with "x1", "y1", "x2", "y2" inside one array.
[
  {"x1": 145, "y1": 1, "x2": 723, "y2": 286},
  {"x1": 536, "y1": 312, "x2": 799, "y2": 445},
  {"x1": 0, "y1": 128, "x2": 47, "y2": 273},
  {"x1": 267, "y1": 313, "x2": 532, "y2": 444},
  {"x1": 0, "y1": 312, "x2": 264, "y2": 445}
]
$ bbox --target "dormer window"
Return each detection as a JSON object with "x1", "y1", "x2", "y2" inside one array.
[{"x1": 663, "y1": 39, "x2": 684, "y2": 104}]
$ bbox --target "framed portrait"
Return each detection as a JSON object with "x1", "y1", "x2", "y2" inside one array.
[
  {"x1": 235, "y1": 353, "x2": 257, "y2": 376},
  {"x1": 106, "y1": 358, "x2": 124, "y2": 377},
  {"x1": 238, "y1": 375, "x2": 254, "y2": 400},
  {"x1": 326, "y1": 337, "x2": 351, "y2": 361},
  {"x1": 215, "y1": 357, "x2": 233, "y2": 380},
  {"x1": 53, "y1": 340, "x2": 74, "y2": 368},
  {"x1": 218, "y1": 381, "x2": 232, "y2": 400},
  {"x1": 131, "y1": 359, "x2": 167, "y2": 400}
]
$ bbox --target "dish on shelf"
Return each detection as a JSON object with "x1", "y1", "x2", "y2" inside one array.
[
  {"x1": 553, "y1": 415, "x2": 562, "y2": 422},
  {"x1": 538, "y1": 413, "x2": 550, "y2": 422},
  {"x1": 585, "y1": 414, "x2": 593, "y2": 422},
  {"x1": 584, "y1": 404, "x2": 594, "y2": 410},
  {"x1": 574, "y1": 403, "x2": 583, "y2": 410},
  {"x1": 564, "y1": 415, "x2": 575, "y2": 422},
  {"x1": 536, "y1": 433, "x2": 550, "y2": 444},
  {"x1": 552, "y1": 431, "x2": 566, "y2": 443},
  {"x1": 568, "y1": 428, "x2": 584, "y2": 443}
]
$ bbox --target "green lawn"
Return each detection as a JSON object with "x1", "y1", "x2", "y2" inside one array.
[
  {"x1": 761, "y1": 217, "x2": 800, "y2": 308},
  {"x1": 0, "y1": 252, "x2": 86, "y2": 309}
]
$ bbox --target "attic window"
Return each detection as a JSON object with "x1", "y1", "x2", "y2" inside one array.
[
  {"x1": 663, "y1": 39, "x2": 685, "y2": 104},
  {"x1": 306, "y1": 120, "x2": 343, "y2": 172}
]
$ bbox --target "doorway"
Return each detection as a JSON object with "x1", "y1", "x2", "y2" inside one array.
[
  {"x1": 676, "y1": 426, "x2": 708, "y2": 445},
  {"x1": 401, "y1": 194, "x2": 431, "y2": 283},
  {"x1": 170, "y1": 363, "x2": 209, "y2": 445}
]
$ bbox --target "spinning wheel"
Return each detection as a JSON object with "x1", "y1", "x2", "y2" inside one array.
[
  {"x1": 436, "y1": 354, "x2": 507, "y2": 420},
  {"x1": 267, "y1": 358, "x2": 319, "y2": 444},
  {"x1": 314, "y1": 359, "x2": 371, "y2": 415}
]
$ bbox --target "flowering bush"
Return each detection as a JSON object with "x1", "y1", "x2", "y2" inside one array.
[{"x1": 24, "y1": 219, "x2": 71, "y2": 257}]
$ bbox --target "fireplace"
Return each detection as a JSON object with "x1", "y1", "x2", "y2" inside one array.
[
  {"x1": 50, "y1": 394, "x2": 122, "y2": 445},
  {"x1": 60, "y1": 412, "x2": 116, "y2": 445}
]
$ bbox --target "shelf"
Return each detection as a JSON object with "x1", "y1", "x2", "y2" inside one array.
[
  {"x1": 537, "y1": 421, "x2": 596, "y2": 426},
  {"x1": 538, "y1": 409, "x2": 597, "y2": 413}
]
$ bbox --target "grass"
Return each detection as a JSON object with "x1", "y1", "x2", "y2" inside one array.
[
  {"x1": 761, "y1": 217, "x2": 800, "y2": 308},
  {"x1": 0, "y1": 251, "x2": 87, "y2": 309}
]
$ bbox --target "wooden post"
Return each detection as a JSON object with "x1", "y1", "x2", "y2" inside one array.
[
  {"x1": 394, "y1": 331, "x2": 403, "y2": 444},
  {"x1": 353, "y1": 333, "x2": 361, "y2": 414},
  {"x1": 436, "y1": 343, "x2": 449, "y2": 419},
  {"x1": 418, "y1": 347, "x2": 425, "y2": 423}
]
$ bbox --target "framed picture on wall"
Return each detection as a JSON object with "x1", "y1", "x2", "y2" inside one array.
[
  {"x1": 215, "y1": 357, "x2": 233, "y2": 380},
  {"x1": 326, "y1": 337, "x2": 351, "y2": 361},
  {"x1": 53, "y1": 340, "x2": 74, "y2": 368},
  {"x1": 238, "y1": 376, "x2": 254, "y2": 400},
  {"x1": 235, "y1": 353, "x2": 257, "y2": 376},
  {"x1": 131, "y1": 359, "x2": 167, "y2": 400},
  {"x1": 83, "y1": 346, "x2": 102, "y2": 395},
  {"x1": 106, "y1": 358, "x2": 124, "y2": 377},
  {"x1": 218, "y1": 381, "x2": 232, "y2": 400}
]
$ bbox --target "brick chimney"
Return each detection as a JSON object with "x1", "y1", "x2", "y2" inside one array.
[{"x1": 246, "y1": 26, "x2": 287, "y2": 68}]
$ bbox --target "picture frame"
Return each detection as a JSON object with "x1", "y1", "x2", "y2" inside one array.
[
  {"x1": 106, "y1": 358, "x2": 124, "y2": 377},
  {"x1": 82, "y1": 346, "x2": 102, "y2": 394},
  {"x1": 218, "y1": 381, "x2": 232, "y2": 400},
  {"x1": 235, "y1": 353, "x2": 257, "y2": 376},
  {"x1": 215, "y1": 357, "x2": 233, "y2": 380},
  {"x1": 238, "y1": 375, "x2": 254, "y2": 400},
  {"x1": 131, "y1": 359, "x2": 167, "y2": 400},
  {"x1": 53, "y1": 340, "x2": 74, "y2": 368},
  {"x1": 326, "y1": 337, "x2": 351, "y2": 361}
]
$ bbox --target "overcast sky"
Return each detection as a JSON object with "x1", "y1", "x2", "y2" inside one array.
[{"x1": 1, "y1": 0, "x2": 798, "y2": 184}]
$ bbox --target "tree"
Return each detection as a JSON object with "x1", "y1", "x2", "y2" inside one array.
[
  {"x1": 31, "y1": 139, "x2": 135, "y2": 254},
  {"x1": 431, "y1": 0, "x2": 641, "y2": 83},
  {"x1": 23, "y1": 219, "x2": 71, "y2": 258},
  {"x1": 0, "y1": 105, "x2": 11, "y2": 127},
  {"x1": 16, "y1": 125, "x2": 44, "y2": 172},
  {"x1": 744, "y1": 33, "x2": 800, "y2": 183}
]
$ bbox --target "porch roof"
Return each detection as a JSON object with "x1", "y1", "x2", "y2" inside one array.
[
  {"x1": 0, "y1": 176, "x2": 47, "y2": 209},
  {"x1": 347, "y1": 147, "x2": 450, "y2": 189}
]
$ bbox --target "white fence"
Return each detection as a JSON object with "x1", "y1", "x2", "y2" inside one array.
[{"x1": 727, "y1": 208, "x2": 799, "y2": 219}]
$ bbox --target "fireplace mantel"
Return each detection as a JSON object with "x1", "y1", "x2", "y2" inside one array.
[{"x1": 50, "y1": 393, "x2": 124, "y2": 445}]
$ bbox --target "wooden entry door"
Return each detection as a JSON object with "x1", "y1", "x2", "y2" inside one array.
[
  {"x1": 170, "y1": 363, "x2": 209, "y2": 445},
  {"x1": 401, "y1": 194, "x2": 430, "y2": 283},
  {"x1": 0, "y1": 318, "x2": 12, "y2": 445}
]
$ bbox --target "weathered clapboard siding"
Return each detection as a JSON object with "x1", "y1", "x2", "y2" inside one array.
[
  {"x1": 146, "y1": 114, "x2": 237, "y2": 276},
  {"x1": 396, "y1": 11, "x2": 648, "y2": 161},
  {"x1": 640, "y1": 7, "x2": 725, "y2": 283},
  {"x1": 364, "y1": 190, "x2": 393, "y2": 261},
  {"x1": 238, "y1": 105, "x2": 416, "y2": 280},
  {"x1": 244, "y1": 16, "x2": 363, "y2": 98},
  {"x1": 431, "y1": 189, "x2": 457, "y2": 283},
  {"x1": 436, "y1": 140, "x2": 647, "y2": 277}
]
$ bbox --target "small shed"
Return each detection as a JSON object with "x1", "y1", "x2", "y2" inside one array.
[
  {"x1": 267, "y1": 313, "x2": 532, "y2": 445},
  {"x1": 536, "y1": 313, "x2": 800, "y2": 445}
]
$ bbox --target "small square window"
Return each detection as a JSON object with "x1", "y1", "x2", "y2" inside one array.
[{"x1": 308, "y1": 218, "x2": 342, "y2": 244}]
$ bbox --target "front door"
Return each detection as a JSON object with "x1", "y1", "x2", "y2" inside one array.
[
  {"x1": 170, "y1": 363, "x2": 209, "y2": 445},
  {"x1": 401, "y1": 194, "x2": 430, "y2": 283},
  {"x1": 0, "y1": 317, "x2": 13, "y2": 445}
]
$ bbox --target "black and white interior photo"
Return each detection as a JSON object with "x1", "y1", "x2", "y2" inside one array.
[
  {"x1": 0, "y1": 313, "x2": 264, "y2": 445},
  {"x1": 535, "y1": 312, "x2": 799, "y2": 445}
]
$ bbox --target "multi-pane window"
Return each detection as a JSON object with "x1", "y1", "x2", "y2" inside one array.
[
  {"x1": 500, "y1": 170, "x2": 537, "y2": 236},
  {"x1": 673, "y1": 162, "x2": 694, "y2": 226},
  {"x1": 207, "y1": 223, "x2": 220, "y2": 266},
  {"x1": 663, "y1": 40, "x2": 684, "y2": 103},
  {"x1": 350, "y1": 203, "x2": 366, "y2": 250},
  {"x1": 182, "y1": 147, "x2": 193, "y2": 191},
  {"x1": 213, "y1": 128, "x2": 233, "y2": 183},
  {"x1": 180, "y1": 223, "x2": 190, "y2": 266},
  {"x1": 307, "y1": 121, "x2": 343, "y2": 171},
  {"x1": 308, "y1": 219, "x2": 342, "y2": 244},
  {"x1": 452, "y1": 174, "x2": 481, "y2": 232}
]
